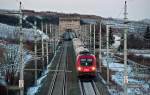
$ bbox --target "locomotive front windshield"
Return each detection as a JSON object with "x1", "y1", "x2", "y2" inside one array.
[{"x1": 80, "y1": 58, "x2": 93, "y2": 66}]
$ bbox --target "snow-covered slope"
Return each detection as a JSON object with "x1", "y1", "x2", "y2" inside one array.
[
  {"x1": 0, "y1": 23, "x2": 49, "y2": 41},
  {"x1": 0, "y1": 44, "x2": 32, "y2": 85},
  {"x1": 112, "y1": 35, "x2": 121, "y2": 49},
  {"x1": 141, "y1": 19, "x2": 150, "y2": 24}
]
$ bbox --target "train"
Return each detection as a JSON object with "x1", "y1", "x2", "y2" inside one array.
[
  {"x1": 63, "y1": 30, "x2": 77, "y2": 41},
  {"x1": 73, "y1": 38, "x2": 97, "y2": 77}
]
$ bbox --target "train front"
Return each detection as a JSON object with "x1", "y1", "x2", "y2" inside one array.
[{"x1": 76, "y1": 53, "x2": 96, "y2": 77}]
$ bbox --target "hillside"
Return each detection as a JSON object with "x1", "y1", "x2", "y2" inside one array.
[{"x1": 0, "y1": 9, "x2": 101, "y2": 27}]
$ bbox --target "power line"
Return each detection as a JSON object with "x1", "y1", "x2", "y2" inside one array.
[
  {"x1": 15, "y1": 0, "x2": 20, "y2": 3},
  {"x1": 116, "y1": 6, "x2": 124, "y2": 19}
]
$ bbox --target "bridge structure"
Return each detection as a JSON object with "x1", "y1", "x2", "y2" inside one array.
[{"x1": 59, "y1": 15, "x2": 81, "y2": 32}]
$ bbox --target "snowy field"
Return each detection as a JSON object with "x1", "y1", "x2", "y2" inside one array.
[
  {"x1": 128, "y1": 49, "x2": 150, "y2": 58},
  {"x1": 0, "y1": 44, "x2": 32, "y2": 77},
  {"x1": 101, "y1": 34, "x2": 150, "y2": 95},
  {"x1": 0, "y1": 23, "x2": 49, "y2": 41},
  {"x1": 27, "y1": 45, "x2": 61, "y2": 95},
  {"x1": 102, "y1": 55, "x2": 150, "y2": 95}
]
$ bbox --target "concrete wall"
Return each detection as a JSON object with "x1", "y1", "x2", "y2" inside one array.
[{"x1": 59, "y1": 16, "x2": 80, "y2": 32}]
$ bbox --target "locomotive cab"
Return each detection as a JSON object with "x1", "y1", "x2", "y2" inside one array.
[{"x1": 76, "y1": 53, "x2": 96, "y2": 77}]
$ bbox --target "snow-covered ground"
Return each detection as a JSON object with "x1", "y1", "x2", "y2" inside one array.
[
  {"x1": 135, "y1": 54, "x2": 150, "y2": 58},
  {"x1": 0, "y1": 23, "x2": 49, "y2": 41},
  {"x1": 128, "y1": 49, "x2": 150, "y2": 54},
  {"x1": 27, "y1": 75, "x2": 47, "y2": 95},
  {"x1": 102, "y1": 57, "x2": 124, "y2": 72},
  {"x1": 0, "y1": 44, "x2": 32, "y2": 77},
  {"x1": 0, "y1": 22, "x2": 60, "y2": 95},
  {"x1": 101, "y1": 34, "x2": 150, "y2": 95},
  {"x1": 102, "y1": 54, "x2": 150, "y2": 95},
  {"x1": 0, "y1": 22, "x2": 49, "y2": 77},
  {"x1": 27, "y1": 45, "x2": 61, "y2": 95},
  {"x1": 127, "y1": 49, "x2": 150, "y2": 58},
  {"x1": 112, "y1": 35, "x2": 121, "y2": 49}
]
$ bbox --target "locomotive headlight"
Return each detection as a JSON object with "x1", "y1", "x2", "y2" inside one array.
[
  {"x1": 77, "y1": 66, "x2": 82, "y2": 71},
  {"x1": 92, "y1": 66, "x2": 96, "y2": 71}
]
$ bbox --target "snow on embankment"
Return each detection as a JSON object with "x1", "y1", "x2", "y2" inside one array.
[
  {"x1": 128, "y1": 49, "x2": 150, "y2": 58},
  {"x1": 0, "y1": 43, "x2": 32, "y2": 80},
  {"x1": 0, "y1": 23, "x2": 49, "y2": 41},
  {"x1": 102, "y1": 58, "x2": 124, "y2": 72},
  {"x1": 0, "y1": 44, "x2": 32, "y2": 65},
  {"x1": 27, "y1": 75, "x2": 47, "y2": 95},
  {"x1": 112, "y1": 35, "x2": 121, "y2": 49},
  {"x1": 102, "y1": 55, "x2": 150, "y2": 95}
]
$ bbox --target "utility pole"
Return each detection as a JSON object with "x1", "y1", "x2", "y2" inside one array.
[
  {"x1": 41, "y1": 21, "x2": 45, "y2": 70},
  {"x1": 106, "y1": 25, "x2": 110, "y2": 84},
  {"x1": 84, "y1": 25, "x2": 87, "y2": 45},
  {"x1": 34, "y1": 21, "x2": 37, "y2": 85},
  {"x1": 19, "y1": 2, "x2": 24, "y2": 95},
  {"x1": 80, "y1": 25, "x2": 83, "y2": 42},
  {"x1": 49, "y1": 24, "x2": 52, "y2": 54},
  {"x1": 124, "y1": 1, "x2": 128, "y2": 95},
  {"x1": 46, "y1": 24, "x2": 49, "y2": 65},
  {"x1": 85, "y1": 25, "x2": 88, "y2": 47},
  {"x1": 51, "y1": 24, "x2": 54, "y2": 54},
  {"x1": 94, "y1": 24, "x2": 96, "y2": 55},
  {"x1": 86, "y1": 25, "x2": 88, "y2": 47},
  {"x1": 53, "y1": 25, "x2": 56, "y2": 54},
  {"x1": 56, "y1": 25, "x2": 59, "y2": 47},
  {"x1": 99, "y1": 21, "x2": 102, "y2": 73},
  {"x1": 90, "y1": 24, "x2": 92, "y2": 53},
  {"x1": 83, "y1": 25, "x2": 85, "y2": 44},
  {"x1": 58, "y1": 25, "x2": 60, "y2": 45}
]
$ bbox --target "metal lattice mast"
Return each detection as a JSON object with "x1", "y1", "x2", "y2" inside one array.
[
  {"x1": 80, "y1": 25, "x2": 83, "y2": 42},
  {"x1": 53, "y1": 25, "x2": 56, "y2": 54},
  {"x1": 41, "y1": 21, "x2": 45, "y2": 70},
  {"x1": 90, "y1": 24, "x2": 92, "y2": 53},
  {"x1": 106, "y1": 25, "x2": 110, "y2": 84},
  {"x1": 84, "y1": 25, "x2": 86, "y2": 44},
  {"x1": 49, "y1": 24, "x2": 52, "y2": 54},
  {"x1": 99, "y1": 21, "x2": 102, "y2": 73},
  {"x1": 34, "y1": 21, "x2": 37, "y2": 85},
  {"x1": 19, "y1": 2, "x2": 24, "y2": 95},
  {"x1": 94, "y1": 24, "x2": 96, "y2": 55},
  {"x1": 46, "y1": 24, "x2": 49, "y2": 65},
  {"x1": 52, "y1": 25, "x2": 54, "y2": 54},
  {"x1": 124, "y1": 1, "x2": 128, "y2": 95}
]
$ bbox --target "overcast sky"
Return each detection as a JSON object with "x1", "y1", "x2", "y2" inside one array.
[{"x1": 0, "y1": 0, "x2": 149, "y2": 20}]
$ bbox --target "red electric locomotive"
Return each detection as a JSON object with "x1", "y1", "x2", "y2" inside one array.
[
  {"x1": 73, "y1": 38, "x2": 97, "y2": 77},
  {"x1": 76, "y1": 51, "x2": 96, "y2": 77}
]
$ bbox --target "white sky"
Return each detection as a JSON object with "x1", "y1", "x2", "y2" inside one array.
[{"x1": 0, "y1": 0, "x2": 149, "y2": 20}]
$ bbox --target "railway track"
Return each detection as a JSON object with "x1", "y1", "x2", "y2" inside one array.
[
  {"x1": 47, "y1": 43, "x2": 68, "y2": 95},
  {"x1": 79, "y1": 79, "x2": 100, "y2": 95}
]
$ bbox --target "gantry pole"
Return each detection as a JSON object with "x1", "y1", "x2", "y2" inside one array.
[
  {"x1": 19, "y1": 2, "x2": 24, "y2": 95},
  {"x1": 46, "y1": 24, "x2": 49, "y2": 65},
  {"x1": 124, "y1": 1, "x2": 128, "y2": 95},
  {"x1": 94, "y1": 24, "x2": 96, "y2": 55},
  {"x1": 41, "y1": 21, "x2": 45, "y2": 70},
  {"x1": 99, "y1": 21, "x2": 102, "y2": 73},
  {"x1": 34, "y1": 21, "x2": 37, "y2": 85},
  {"x1": 106, "y1": 25, "x2": 110, "y2": 84}
]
